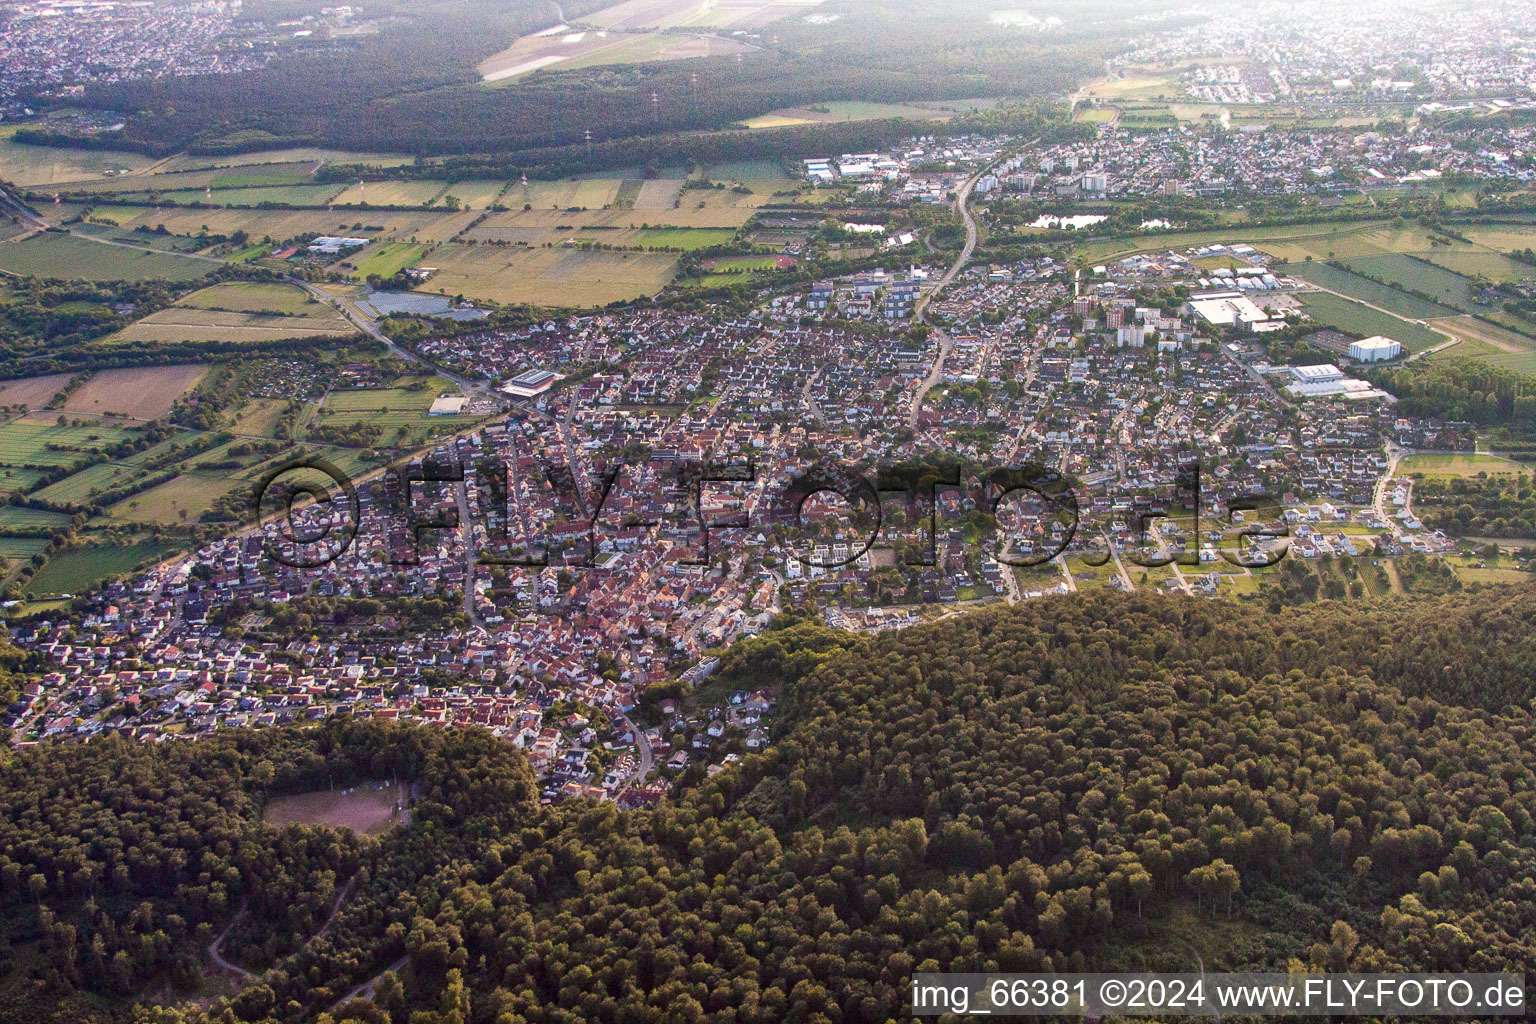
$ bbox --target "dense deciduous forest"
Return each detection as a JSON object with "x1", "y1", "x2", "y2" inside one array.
[
  {"x1": 2, "y1": 589, "x2": 1535, "y2": 1023},
  {"x1": 28, "y1": 0, "x2": 1147, "y2": 158},
  {"x1": 1370, "y1": 359, "x2": 1536, "y2": 439}
]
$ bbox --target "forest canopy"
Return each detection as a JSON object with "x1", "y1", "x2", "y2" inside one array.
[{"x1": 2, "y1": 590, "x2": 1535, "y2": 1023}]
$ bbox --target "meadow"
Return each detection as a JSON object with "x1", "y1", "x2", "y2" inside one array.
[
  {"x1": 1420, "y1": 250, "x2": 1536, "y2": 284},
  {"x1": 107, "y1": 473, "x2": 244, "y2": 526},
  {"x1": 632, "y1": 227, "x2": 738, "y2": 249},
  {"x1": 23, "y1": 540, "x2": 172, "y2": 597},
  {"x1": 30, "y1": 462, "x2": 145, "y2": 505},
  {"x1": 1285, "y1": 260, "x2": 1459, "y2": 319},
  {"x1": 0, "y1": 419, "x2": 134, "y2": 467},
  {"x1": 343, "y1": 242, "x2": 427, "y2": 280},
  {"x1": 0, "y1": 233, "x2": 213, "y2": 283},
  {"x1": 1400, "y1": 453, "x2": 1527, "y2": 478},
  {"x1": 177, "y1": 282, "x2": 318, "y2": 314},
  {"x1": 1337, "y1": 253, "x2": 1479, "y2": 311},
  {"x1": 0, "y1": 130, "x2": 154, "y2": 186}
]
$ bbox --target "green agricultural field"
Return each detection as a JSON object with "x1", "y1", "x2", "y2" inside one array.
[
  {"x1": 209, "y1": 164, "x2": 321, "y2": 188},
  {"x1": 331, "y1": 180, "x2": 450, "y2": 208},
  {"x1": 0, "y1": 536, "x2": 50, "y2": 562},
  {"x1": 1297, "y1": 292, "x2": 1444, "y2": 352},
  {"x1": 346, "y1": 242, "x2": 426, "y2": 279},
  {"x1": 700, "y1": 161, "x2": 796, "y2": 194},
  {"x1": 107, "y1": 473, "x2": 243, "y2": 526},
  {"x1": 24, "y1": 540, "x2": 172, "y2": 596},
  {"x1": 0, "y1": 467, "x2": 49, "y2": 492},
  {"x1": 436, "y1": 181, "x2": 509, "y2": 210},
  {"x1": 512, "y1": 178, "x2": 625, "y2": 210},
  {"x1": 1338, "y1": 253, "x2": 1478, "y2": 310},
  {"x1": 418, "y1": 243, "x2": 677, "y2": 307},
  {"x1": 0, "y1": 419, "x2": 133, "y2": 468},
  {"x1": 1419, "y1": 249, "x2": 1536, "y2": 284},
  {"x1": 1285, "y1": 261, "x2": 1458, "y2": 319},
  {"x1": 0, "y1": 506, "x2": 72, "y2": 530},
  {"x1": 177, "y1": 281, "x2": 317, "y2": 314},
  {"x1": 30, "y1": 463, "x2": 144, "y2": 506},
  {"x1": 0, "y1": 232, "x2": 214, "y2": 282},
  {"x1": 115, "y1": 183, "x2": 349, "y2": 207},
  {"x1": 632, "y1": 228, "x2": 737, "y2": 250},
  {"x1": 1460, "y1": 224, "x2": 1536, "y2": 252}
]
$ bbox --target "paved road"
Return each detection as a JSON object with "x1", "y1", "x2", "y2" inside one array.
[
  {"x1": 907, "y1": 168, "x2": 983, "y2": 429},
  {"x1": 0, "y1": 186, "x2": 51, "y2": 232},
  {"x1": 616, "y1": 710, "x2": 653, "y2": 784},
  {"x1": 453, "y1": 477, "x2": 483, "y2": 624}
]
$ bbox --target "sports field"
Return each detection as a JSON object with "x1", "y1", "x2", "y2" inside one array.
[{"x1": 265, "y1": 780, "x2": 411, "y2": 835}]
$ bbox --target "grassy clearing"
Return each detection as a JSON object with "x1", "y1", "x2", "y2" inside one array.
[
  {"x1": 265, "y1": 781, "x2": 411, "y2": 835},
  {"x1": 230, "y1": 398, "x2": 297, "y2": 437},
  {"x1": 0, "y1": 233, "x2": 213, "y2": 282}
]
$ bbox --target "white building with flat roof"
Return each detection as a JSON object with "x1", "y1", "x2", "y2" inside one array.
[
  {"x1": 1186, "y1": 291, "x2": 1270, "y2": 327},
  {"x1": 1349, "y1": 336, "x2": 1402, "y2": 361}
]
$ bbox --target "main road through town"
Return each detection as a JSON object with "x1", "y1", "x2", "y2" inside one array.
[{"x1": 908, "y1": 143, "x2": 1026, "y2": 430}]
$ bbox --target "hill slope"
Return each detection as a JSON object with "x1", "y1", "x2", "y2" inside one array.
[{"x1": 2, "y1": 591, "x2": 1534, "y2": 1023}]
